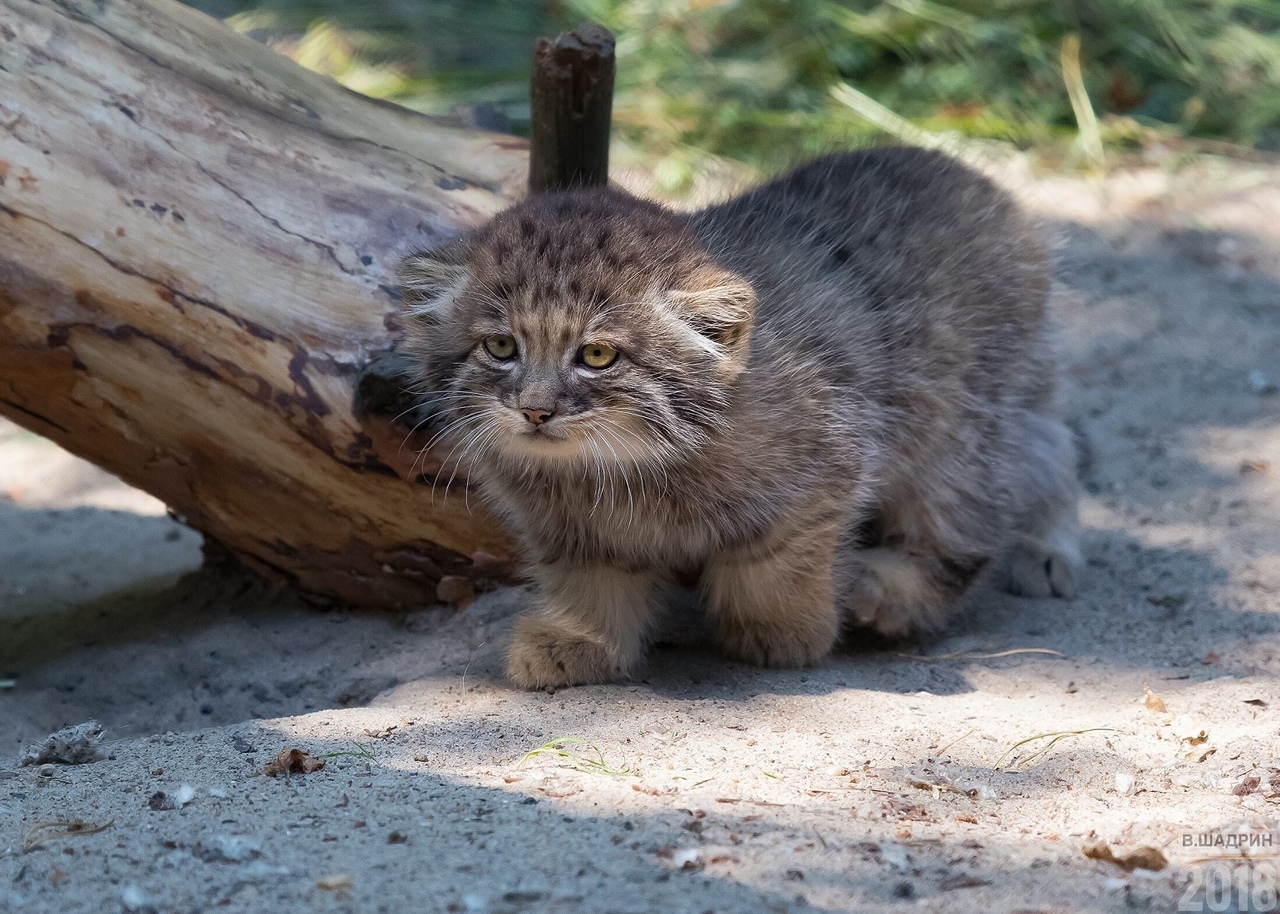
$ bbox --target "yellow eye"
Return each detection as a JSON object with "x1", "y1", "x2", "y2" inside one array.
[
  {"x1": 483, "y1": 335, "x2": 517, "y2": 360},
  {"x1": 579, "y1": 343, "x2": 618, "y2": 369}
]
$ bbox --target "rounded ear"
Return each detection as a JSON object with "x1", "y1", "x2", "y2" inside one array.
[
  {"x1": 397, "y1": 241, "x2": 470, "y2": 319},
  {"x1": 665, "y1": 265, "x2": 756, "y2": 375}
]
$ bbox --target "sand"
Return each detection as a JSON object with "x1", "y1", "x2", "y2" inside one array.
[{"x1": 1, "y1": 158, "x2": 1278, "y2": 913}]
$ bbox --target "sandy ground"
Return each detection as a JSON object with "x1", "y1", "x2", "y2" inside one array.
[{"x1": 2, "y1": 158, "x2": 1279, "y2": 913}]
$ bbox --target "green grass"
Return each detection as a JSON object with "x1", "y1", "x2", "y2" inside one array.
[
  {"x1": 185, "y1": 0, "x2": 1280, "y2": 188},
  {"x1": 517, "y1": 736, "x2": 638, "y2": 776}
]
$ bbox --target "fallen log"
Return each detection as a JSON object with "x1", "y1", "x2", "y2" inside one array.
[{"x1": 0, "y1": 0, "x2": 531, "y2": 606}]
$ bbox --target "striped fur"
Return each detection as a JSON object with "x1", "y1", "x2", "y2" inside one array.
[{"x1": 400, "y1": 147, "x2": 1080, "y2": 689}]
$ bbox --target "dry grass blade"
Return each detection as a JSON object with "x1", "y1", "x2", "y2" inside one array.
[
  {"x1": 315, "y1": 742, "x2": 377, "y2": 762},
  {"x1": 830, "y1": 82, "x2": 952, "y2": 152},
  {"x1": 1061, "y1": 33, "x2": 1105, "y2": 170},
  {"x1": 995, "y1": 728, "x2": 1118, "y2": 769},
  {"x1": 936, "y1": 727, "x2": 977, "y2": 756},
  {"x1": 517, "y1": 737, "x2": 637, "y2": 777},
  {"x1": 23, "y1": 819, "x2": 114, "y2": 853},
  {"x1": 899, "y1": 648, "x2": 1064, "y2": 662}
]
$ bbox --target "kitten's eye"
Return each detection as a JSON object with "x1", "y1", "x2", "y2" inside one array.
[
  {"x1": 483, "y1": 335, "x2": 518, "y2": 360},
  {"x1": 578, "y1": 343, "x2": 618, "y2": 369}
]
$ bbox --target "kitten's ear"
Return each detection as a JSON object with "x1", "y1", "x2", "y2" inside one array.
[
  {"x1": 667, "y1": 266, "x2": 756, "y2": 376},
  {"x1": 397, "y1": 242, "x2": 470, "y2": 319}
]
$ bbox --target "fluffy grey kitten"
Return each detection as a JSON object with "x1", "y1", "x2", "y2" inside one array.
[{"x1": 399, "y1": 146, "x2": 1080, "y2": 690}]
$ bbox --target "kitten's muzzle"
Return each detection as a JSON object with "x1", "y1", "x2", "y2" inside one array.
[{"x1": 520, "y1": 406, "x2": 556, "y2": 426}]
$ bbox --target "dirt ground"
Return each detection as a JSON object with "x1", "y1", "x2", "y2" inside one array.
[{"x1": 1, "y1": 158, "x2": 1279, "y2": 913}]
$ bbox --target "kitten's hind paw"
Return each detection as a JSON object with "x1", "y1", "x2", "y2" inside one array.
[
  {"x1": 506, "y1": 616, "x2": 624, "y2": 690},
  {"x1": 712, "y1": 616, "x2": 837, "y2": 668},
  {"x1": 997, "y1": 533, "x2": 1080, "y2": 600}
]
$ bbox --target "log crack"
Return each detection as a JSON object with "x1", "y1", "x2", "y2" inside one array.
[
  {"x1": 109, "y1": 106, "x2": 362, "y2": 278},
  {"x1": 0, "y1": 396, "x2": 70, "y2": 434}
]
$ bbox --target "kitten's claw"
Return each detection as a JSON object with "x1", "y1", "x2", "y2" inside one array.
[{"x1": 506, "y1": 616, "x2": 623, "y2": 690}]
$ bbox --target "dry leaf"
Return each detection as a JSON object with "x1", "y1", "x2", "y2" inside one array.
[
  {"x1": 317, "y1": 874, "x2": 353, "y2": 891},
  {"x1": 1233, "y1": 776, "x2": 1261, "y2": 796},
  {"x1": 262, "y1": 748, "x2": 325, "y2": 777},
  {"x1": 1244, "y1": 699, "x2": 1268, "y2": 708},
  {"x1": 1201, "y1": 652, "x2": 1220, "y2": 666},
  {"x1": 1142, "y1": 685, "x2": 1168, "y2": 714},
  {"x1": 1083, "y1": 840, "x2": 1168, "y2": 872},
  {"x1": 1240, "y1": 459, "x2": 1271, "y2": 475}
]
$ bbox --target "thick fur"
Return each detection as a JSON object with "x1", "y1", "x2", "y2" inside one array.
[{"x1": 400, "y1": 147, "x2": 1081, "y2": 689}]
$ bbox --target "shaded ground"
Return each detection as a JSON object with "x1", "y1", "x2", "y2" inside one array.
[{"x1": 1, "y1": 159, "x2": 1279, "y2": 913}]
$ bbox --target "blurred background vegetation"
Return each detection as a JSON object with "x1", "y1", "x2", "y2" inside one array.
[{"x1": 187, "y1": 0, "x2": 1280, "y2": 192}]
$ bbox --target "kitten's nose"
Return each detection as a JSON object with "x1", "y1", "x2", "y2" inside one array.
[{"x1": 520, "y1": 406, "x2": 555, "y2": 426}]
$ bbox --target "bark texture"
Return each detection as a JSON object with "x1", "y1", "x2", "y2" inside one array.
[{"x1": 0, "y1": 0, "x2": 529, "y2": 606}]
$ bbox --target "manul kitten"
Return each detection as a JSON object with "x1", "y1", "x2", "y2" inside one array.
[{"x1": 399, "y1": 147, "x2": 1081, "y2": 689}]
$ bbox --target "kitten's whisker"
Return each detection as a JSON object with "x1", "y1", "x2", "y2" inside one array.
[
  {"x1": 593, "y1": 425, "x2": 636, "y2": 520},
  {"x1": 460, "y1": 425, "x2": 503, "y2": 512},
  {"x1": 586, "y1": 436, "x2": 607, "y2": 516},
  {"x1": 412, "y1": 412, "x2": 486, "y2": 488},
  {"x1": 418, "y1": 403, "x2": 495, "y2": 453},
  {"x1": 434, "y1": 417, "x2": 496, "y2": 505},
  {"x1": 409, "y1": 413, "x2": 490, "y2": 485}
]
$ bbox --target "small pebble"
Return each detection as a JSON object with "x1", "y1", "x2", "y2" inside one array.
[
  {"x1": 1115, "y1": 772, "x2": 1135, "y2": 795},
  {"x1": 670, "y1": 847, "x2": 701, "y2": 869},
  {"x1": 1249, "y1": 369, "x2": 1278, "y2": 396},
  {"x1": 121, "y1": 885, "x2": 158, "y2": 913}
]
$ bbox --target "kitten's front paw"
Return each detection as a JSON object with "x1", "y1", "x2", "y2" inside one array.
[
  {"x1": 713, "y1": 616, "x2": 837, "y2": 668},
  {"x1": 506, "y1": 616, "x2": 623, "y2": 690}
]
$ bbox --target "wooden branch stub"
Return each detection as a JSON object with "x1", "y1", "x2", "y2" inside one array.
[{"x1": 528, "y1": 21, "x2": 616, "y2": 194}]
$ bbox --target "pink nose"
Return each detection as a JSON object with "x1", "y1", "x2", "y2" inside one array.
[{"x1": 520, "y1": 407, "x2": 554, "y2": 426}]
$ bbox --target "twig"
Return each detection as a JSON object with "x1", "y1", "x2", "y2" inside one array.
[
  {"x1": 23, "y1": 820, "x2": 113, "y2": 853},
  {"x1": 899, "y1": 648, "x2": 1064, "y2": 662}
]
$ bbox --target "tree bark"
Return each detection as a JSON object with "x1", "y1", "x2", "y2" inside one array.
[{"x1": 0, "y1": 0, "x2": 529, "y2": 606}]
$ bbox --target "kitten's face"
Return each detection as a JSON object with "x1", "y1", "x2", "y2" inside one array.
[{"x1": 399, "y1": 189, "x2": 755, "y2": 473}]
